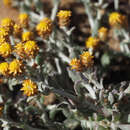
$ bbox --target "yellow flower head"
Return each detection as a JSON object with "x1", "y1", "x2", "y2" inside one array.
[
  {"x1": 0, "y1": 38, "x2": 6, "y2": 44},
  {"x1": 14, "y1": 42, "x2": 24, "y2": 57},
  {"x1": 0, "y1": 27, "x2": 9, "y2": 44},
  {"x1": 85, "y1": 36, "x2": 100, "y2": 49},
  {"x1": 9, "y1": 59, "x2": 23, "y2": 76},
  {"x1": 98, "y1": 27, "x2": 108, "y2": 41},
  {"x1": 80, "y1": 51, "x2": 94, "y2": 68},
  {"x1": 3, "y1": 0, "x2": 12, "y2": 6},
  {"x1": 57, "y1": 10, "x2": 71, "y2": 19},
  {"x1": 18, "y1": 13, "x2": 29, "y2": 28},
  {"x1": 0, "y1": 106, "x2": 3, "y2": 116},
  {"x1": 36, "y1": 18, "x2": 53, "y2": 39},
  {"x1": 13, "y1": 24, "x2": 22, "y2": 37},
  {"x1": 0, "y1": 42, "x2": 11, "y2": 57},
  {"x1": 24, "y1": 40, "x2": 39, "y2": 57},
  {"x1": 0, "y1": 62, "x2": 9, "y2": 76},
  {"x1": 57, "y1": 10, "x2": 72, "y2": 26},
  {"x1": 0, "y1": 27, "x2": 9, "y2": 39},
  {"x1": 69, "y1": 58, "x2": 83, "y2": 71},
  {"x1": 21, "y1": 79, "x2": 38, "y2": 96},
  {"x1": 22, "y1": 31, "x2": 33, "y2": 41},
  {"x1": 1, "y1": 18, "x2": 14, "y2": 33},
  {"x1": 109, "y1": 12, "x2": 128, "y2": 27}
]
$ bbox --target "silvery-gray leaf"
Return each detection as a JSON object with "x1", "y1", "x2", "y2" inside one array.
[
  {"x1": 82, "y1": 83, "x2": 97, "y2": 99},
  {"x1": 128, "y1": 114, "x2": 130, "y2": 123},
  {"x1": 118, "y1": 125, "x2": 130, "y2": 130},
  {"x1": 124, "y1": 84, "x2": 130, "y2": 93},
  {"x1": 67, "y1": 69, "x2": 81, "y2": 82},
  {"x1": 108, "y1": 93, "x2": 114, "y2": 104},
  {"x1": 118, "y1": 92, "x2": 124, "y2": 101},
  {"x1": 99, "y1": 89, "x2": 104, "y2": 101},
  {"x1": 81, "y1": 120, "x2": 88, "y2": 129},
  {"x1": 64, "y1": 119, "x2": 80, "y2": 129}
]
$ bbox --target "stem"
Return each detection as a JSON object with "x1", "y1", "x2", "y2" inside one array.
[
  {"x1": 121, "y1": 29, "x2": 129, "y2": 41},
  {"x1": 98, "y1": 0, "x2": 103, "y2": 5},
  {"x1": 51, "y1": 0, "x2": 60, "y2": 21},
  {"x1": 9, "y1": 35, "x2": 15, "y2": 46},
  {"x1": 30, "y1": 12, "x2": 42, "y2": 22},
  {"x1": 55, "y1": 58, "x2": 62, "y2": 74},
  {"x1": 74, "y1": 80, "x2": 83, "y2": 95},
  {"x1": 58, "y1": 52, "x2": 71, "y2": 63},
  {"x1": 124, "y1": 44, "x2": 130, "y2": 54},
  {"x1": 84, "y1": 3, "x2": 95, "y2": 30},
  {"x1": 114, "y1": 0, "x2": 119, "y2": 10}
]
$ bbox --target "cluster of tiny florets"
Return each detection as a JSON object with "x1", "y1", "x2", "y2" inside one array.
[
  {"x1": 13, "y1": 24, "x2": 22, "y2": 37},
  {"x1": 18, "y1": 13, "x2": 29, "y2": 28},
  {"x1": 0, "y1": 42, "x2": 11, "y2": 57},
  {"x1": 21, "y1": 79, "x2": 38, "y2": 96},
  {"x1": 9, "y1": 59, "x2": 23, "y2": 76},
  {"x1": 0, "y1": 14, "x2": 40, "y2": 98},
  {"x1": 70, "y1": 51, "x2": 94, "y2": 71},
  {"x1": 0, "y1": 27, "x2": 9, "y2": 43},
  {"x1": 1, "y1": 18, "x2": 14, "y2": 33},
  {"x1": 57, "y1": 10, "x2": 72, "y2": 27},
  {"x1": 109, "y1": 12, "x2": 128, "y2": 28},
  {"x1": 0, "y1": 15, "x2": 40, "y2": 59},
  {"x1": 3, "y1": 0, "x2": 12, "y2": 6},
  {"x1": 85, "y1": 36, "x2": 100, "y2": 50},
  {"x1": 24, "y1": 40, "x2": 39, "y2": 57},
  {"x1": 36, "y1": 18, "x2": 53, "y2": 39},
  {"x1": 22, "y1": 31, "x2": 34, "y2": 41},
  {"x1": 0, "y1": 60, "x2": 23, "y2": 76},
  {"x1": 98, "y1": 27, "x2": 108, "y2": 41}
]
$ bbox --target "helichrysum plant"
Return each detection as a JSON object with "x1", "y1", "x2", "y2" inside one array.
[{"x1": 0, "y1": 0, "x2": 130, "y2": 130}]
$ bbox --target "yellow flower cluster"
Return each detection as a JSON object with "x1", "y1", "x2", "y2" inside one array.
[
  {"x1": 98, "y1": 27, "x2": 108, "y2": 41},
  {"x1": 80, "y1": 52, "x2": 94, "y2": 68},
  {"x1": 9, "y1": 59, "x2": 23, "y2": 76},
  {"x1": 3, "y1": 0, "x2": 12, "y2": 6},
  {"x1": 85, "y1": 36, "x2": 100, "y2": 50},
  {"x1": 13, "y1": 24, "x2": 22, "y2": 37},
  {"x1": 36, "y1": 18, "x2": 53, "y2": 39},
  {"x1": 1, "y1": 18, "x2": 14, "y2": 33},
  {"x1": 109, "y1": 12, "x2": 128, "y2": 28},
  {"x1": 18, "y1": 13, "x2": 29, "y2": 28},
  {"x1": 0, "y1": 17, "x2": 23, "y2": 43},
  {"x1": 70, "y1": 51, "x2": 94, "y2": 71},
  {"x1": 14, "y1": 42, "x2": 24, "y2": 58},
  {"x1": 0, "y1": 60, "x2": 23, "y2": 76},
  {"x1": 24, "y1": 41, "x2": 39, "y2": 57},
  {"x1": 14, "y1": 41, "x2": 39, "y2": 58},
  {"x1": 36, "y1": 10, "x2": 72, "y2": 38},
  {"x1": 21, "y1": 79, "x2": 38, "y2": 96},
  {"x1": 0, "y1": 62, "x2": 9, "y2": 76},
  {"x1": 22, "y1": 31, "x2": 33, "y2": 41},
  {"x1": 57, "y1": 10, "x2": 72, "y2": 27},
  {"x1": 0, "y1": 27, "x2": 9, "y2": 43},
  {"x1": 84, "y1": 12, "x2": 128, "y2": 49},
  {"x1": 0, "y1": 42, "x2": 11, "y2": 57},
  {"x1": 0, "y1": 14, "x2": 39, "y2": 59},
  {"x1": 70, "y1": 58, "x2": 83, "y2": 71}
]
